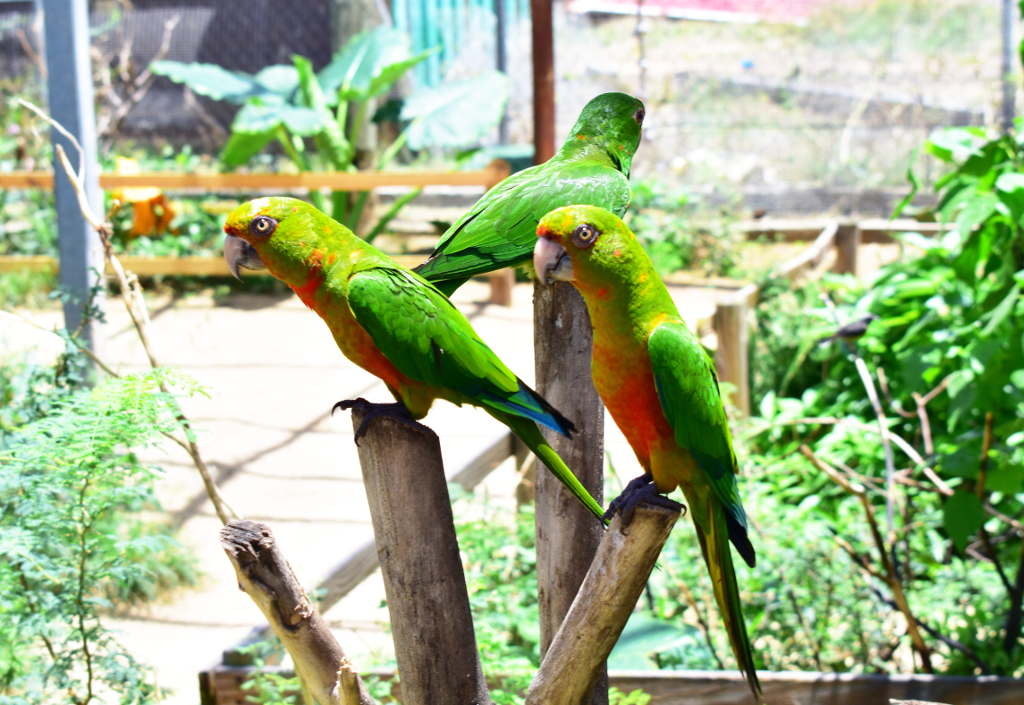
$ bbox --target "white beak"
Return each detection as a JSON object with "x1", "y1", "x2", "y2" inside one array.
[{"x1": 533, "y1": 237, "x2": 574, "y2": 285}]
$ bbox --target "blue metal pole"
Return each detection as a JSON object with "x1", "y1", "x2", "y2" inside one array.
[{"x1": 41, "y1": 0, "x2": 103, "y2": 352}]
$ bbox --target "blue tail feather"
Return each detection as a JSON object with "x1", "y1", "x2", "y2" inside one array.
[{"x1": 482, "y1": 379, "x2": 576, "y2": 437}]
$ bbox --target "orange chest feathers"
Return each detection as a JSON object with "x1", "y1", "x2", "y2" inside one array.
[{"x1": 591, "y1": 340, "x2": 674, "y2": 469}]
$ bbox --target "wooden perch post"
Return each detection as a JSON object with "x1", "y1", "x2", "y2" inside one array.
[
  {"x1": 712, "y1": 288, "x2": 754, "y2": 416},
  {"x1": 533, "y1": 282, "x2": 608, "y2": 703},
  {"x1": 220, "y1": 520, "x2": 376, "y2": 705},
  {"x1": 832, "y1": 221, "x2": 861, "y2": 276},
  {"x1": 526, "y1": 504, "x2": 681, "y2": 705},
  {"x1": 350, "y1": 409, "x2": 492, "y2": 705}
]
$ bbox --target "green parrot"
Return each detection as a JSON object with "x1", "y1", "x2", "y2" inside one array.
[
  {"x1": 532, "y1": 205, "x2": 761, "y2": 695},
  {"x1": 413, "y1": 92, "x2": 645, "y2": 295},
  {"x1": 223, "y1": 196, "x2": 603, "y2": 520}
]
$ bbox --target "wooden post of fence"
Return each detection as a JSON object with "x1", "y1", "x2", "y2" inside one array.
[
  {"x1": 350, "y1": 409, "x2": 492, "y2": 705},
  {"x1": 531, "y1": 0, "x2": 556, "y2": 164},
  {"x1": 533, "y1": 281, "x2": 607, "y2": 705},
  {"x1": 713, "y1": 290, "x2": 752, "y2": 416},
  {"x1": 483, "y1": 160, "x2": 516, "y2": 306},
  {"x1": 832, "y1": 221, "x2": 861, "y2": 276}
]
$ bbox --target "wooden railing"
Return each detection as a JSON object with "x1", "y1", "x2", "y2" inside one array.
[
  {"x1": 0, "y1": 161, "x2": 512, "y2": 191},
  {"x1": 0, "y1": 160, "x2": 516, "y2": 303}
]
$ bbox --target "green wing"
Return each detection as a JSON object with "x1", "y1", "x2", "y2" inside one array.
[
  {"x1": 647, "y1": 321, "x2": 754, "y2": 566},
  {"x1": 415, "y1": 157, "x2": 630, "y2": 285},
  {"x1": 346, "y1": 266, "x2": 573, "y2": 435}
]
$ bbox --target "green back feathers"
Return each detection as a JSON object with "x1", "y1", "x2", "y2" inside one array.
[
  {"x1": 414, "y1": 92, "x2": 644, "y2": 289},
  {"x1": 225, "y1": 197, "x2": 580, "y2": 439}
]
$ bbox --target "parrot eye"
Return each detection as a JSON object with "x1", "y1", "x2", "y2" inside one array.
[
  {"x1": 633, "y1": 108, "x2": 645, "y2": 124},
  {"x1": 571, "y1": 223, "x2": 600, "y2": 249},
  {"x1": 249, "y1": 215, "x2": 277, "y2": 237}
]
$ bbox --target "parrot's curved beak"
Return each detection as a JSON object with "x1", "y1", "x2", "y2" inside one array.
[
  {"x1": 533, "y1": 237, "x2": 573, "y2": 285},
  {"x1": 223, "y1": 234, "x2": 265, "y2": 280}
]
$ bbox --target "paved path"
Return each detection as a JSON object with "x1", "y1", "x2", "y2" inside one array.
[{"x1": 9, "y1": 279, "x2": 720, "y2": 704}]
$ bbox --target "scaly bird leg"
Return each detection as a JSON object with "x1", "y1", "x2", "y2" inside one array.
[
  {"x1": 331, "y1": 398, "x2": 430, "y2": 445},
  {"x1": 604, "y1": 472, "x2": 685, "y2": 525}
]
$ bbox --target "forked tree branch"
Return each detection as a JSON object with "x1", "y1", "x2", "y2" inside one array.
[
  {"x1": 221, "y1": 521, "x2": 377, "y2": 705},
  {"x1": 526, "y1": 504, "x2": 681, "y2": 705}
]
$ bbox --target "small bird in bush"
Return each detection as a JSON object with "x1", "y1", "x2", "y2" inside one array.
[
  {"x1": 414, "y1": 92, "x2": 645, "y2": 295},
  {"x1": 816, "y1": 314, "x2": 879, "y2": 345},
  {"x1": 223, "y1": 196, "x2": 603, "y2": 520},
  {"x1": 533, "y1": 205, "x2": 761, "y2": 696}
]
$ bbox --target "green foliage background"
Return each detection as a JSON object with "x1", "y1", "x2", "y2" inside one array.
[{"x1": 0, "y1": 360, "x2": 198, "y2": 703}]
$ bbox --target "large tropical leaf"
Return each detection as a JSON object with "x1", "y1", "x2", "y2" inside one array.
[
  {"x1": 253, "y1": 65, "x2": 300, "y2": 98},
  {"x1": 231, "y1": 97, "x2": 325, "y2": 136},
  {"x1": 400, "y1": 73, "x2": 508, "y2": 150},
  {"x1": 294, "y1": 55, "x2": 350, "y2": 168},
  {"x1": 150, "y1": 60, "x2": 261, "y2": 103},
  {"x1": 220, "y1": 128, "x2": 276, "y2": 169},
  {"x1": 318, "y1": 26, "x2": 433, "y2": 103}
]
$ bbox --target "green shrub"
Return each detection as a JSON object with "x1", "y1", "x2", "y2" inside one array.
[{"x1": 0, "y1": 367, "x2": 199, "y2": 703}]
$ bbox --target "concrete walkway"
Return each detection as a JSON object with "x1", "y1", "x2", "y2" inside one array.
[{"x1": 8, "y1": 278, "x2": 720, "y2": 704}]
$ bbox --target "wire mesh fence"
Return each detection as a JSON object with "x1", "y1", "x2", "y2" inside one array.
[{"x1": 0, "y1": 0, "x2": 1017, "y2": 215}]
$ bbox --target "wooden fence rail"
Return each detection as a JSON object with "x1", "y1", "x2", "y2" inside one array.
[
  {"x1": 0, "y1": 161, "x2": 516, "y2": 302},
  {"x1": 0, "y1": 161, "x2": 511, "y2": 192}
]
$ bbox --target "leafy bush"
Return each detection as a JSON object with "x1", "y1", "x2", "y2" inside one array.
[
  {"x1": 737, "y1": 120, "x2": 1024, "y2": 676},
  {"x1": 624, "y1": 180, "x2": 742, "y2": 277},
  {"x1": 0, "y1": 366, "x2": 199, "y2": 703},
  {"x1": 457, "y1": 497, "x2": 540, "y2": 703},
  {"x1": 152, "y1": 26, "x2": 508, "y2": 242}
]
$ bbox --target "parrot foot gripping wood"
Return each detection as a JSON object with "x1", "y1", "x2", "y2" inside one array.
[
  {"x1": 331, "y1": 397, "x2": 430, "y2": 445},
  {"x1": 604, "y1": 472, "x2": 686, "y2": 524}
]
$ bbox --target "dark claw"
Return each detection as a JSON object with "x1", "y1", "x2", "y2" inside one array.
[
  {"x1": 331, "y1": 397, "x2": 425, "y2": 445},
  {"x1": 604, "y1": 472, "x2": 685, "y2": 526}
]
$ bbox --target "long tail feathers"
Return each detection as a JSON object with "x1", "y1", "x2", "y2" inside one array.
[
  {"x1": 500, "y1": 414, "x2": 605, "y2": 522},
  {"x1": 689, "y1": 492, "x2": 761, "y2": 698}
]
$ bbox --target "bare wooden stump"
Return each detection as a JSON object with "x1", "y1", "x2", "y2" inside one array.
[
  {"x1": 526, "y1": 504, "x2": 681, "y2": 705},
  {"x1": 220, "y1": 520, "x2": 376, "y2": 705},
  {"x1": 833, "y1": 221, "x2": 861, "y2": 276},
  {"x1": 488, "y1": 268, "x2": 516, "y2": 306},
  {"x1": 350, "y1": 409, "x2": 492, "y2": 705},
  {"x1": 712, "y1": 292, "x2": 752, "y2": 416},
  {"x1": 533, "y1": 281, "x2": 608, "y2": 704}
]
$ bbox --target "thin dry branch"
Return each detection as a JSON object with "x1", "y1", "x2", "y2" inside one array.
[
  {"x1": 800, "y1": 445, "x2": 934, "y2": 672},
  {"x1": 818, "y1": 295, "x2": 897, "y2": 535},
  {"x1": 220, "y1": 521, "x2": 377, "y2": 705},
  {"x1": 20, "y1": 99, "x2": 237, "y2": 524},
  {"x1": 526, "y1": 504, "x2": 681, "y2": 705},
  {"x1": 976, "y1": 413, "x2": 1014, "y2": 595}
]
